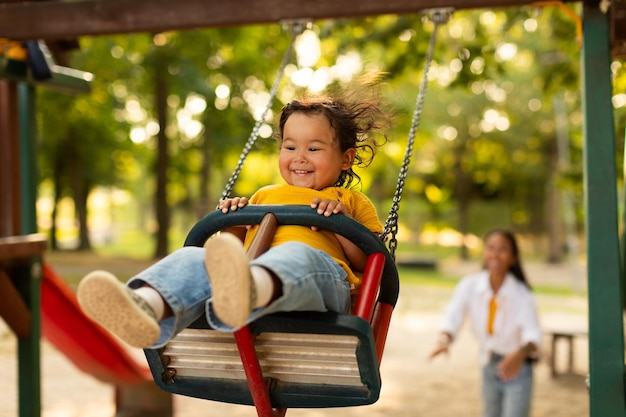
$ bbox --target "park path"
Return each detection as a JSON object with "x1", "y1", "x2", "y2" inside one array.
[{"x1": 1, "y1": 258, "x2": 590, "y2": 417}]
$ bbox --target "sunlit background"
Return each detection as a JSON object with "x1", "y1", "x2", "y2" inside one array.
[{"x1": 33, "y1": 5, "x2": 624, "y2": 264}]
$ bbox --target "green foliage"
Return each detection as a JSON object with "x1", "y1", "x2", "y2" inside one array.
[
  {"x1": 35, "y1": 6, "x2": 609, "y2": 253},
  {"x1": 396, "y1": 7, "x2": 584, "y2": 235}
]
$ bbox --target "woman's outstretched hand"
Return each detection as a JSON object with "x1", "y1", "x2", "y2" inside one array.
[{"x1": 429, "y1": 333, "x2": 452, "y2": 360}]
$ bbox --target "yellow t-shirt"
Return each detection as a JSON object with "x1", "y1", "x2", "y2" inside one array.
[{"x1": 243, "y1": 184, "x2": 383, "y2": 286}]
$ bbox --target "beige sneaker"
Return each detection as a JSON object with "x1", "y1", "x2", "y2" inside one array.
[
  {"x1": 77, "y1": 270, "x2": 160, "y2": 348},
  {"x1": 204, "y1": 233, "x2": 256, "y2": 328}
]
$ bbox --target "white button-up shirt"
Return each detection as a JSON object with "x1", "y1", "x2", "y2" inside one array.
[{"x1": 439, "y1": 270, "x2": 542, "y2": 365}]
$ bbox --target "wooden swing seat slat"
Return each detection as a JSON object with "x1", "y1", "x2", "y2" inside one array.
[
  {"x1": 163, "y1": 328, "x2": 362, "y2": 386},
  {"x1": 144, "y1": 205, "x2": 399, "y2": 411}
]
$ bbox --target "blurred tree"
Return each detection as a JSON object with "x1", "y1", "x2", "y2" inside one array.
[
  {"x1": 349, "y1": 7, "x2": 583, "y2": 259},
  {"x1": 38, "y1": 34, "x2": 151, "y2": 250},
  {"x1": 141, "y1": 25, "x2": 297, "y2": 257},
  {"x1": 324, "y1": 7, "x2": 582, "y2": 259},
  {"x1": 36, "y1": 5, "x2": 607, "y2": 263}
]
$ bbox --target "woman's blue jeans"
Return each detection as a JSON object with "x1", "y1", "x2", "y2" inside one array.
[
  {"x1": 127, "y1": 241, "x2": 351, "y2": 348},
  {"x1": 482, "y1": 354, "x2": 534, "y2": 417}
]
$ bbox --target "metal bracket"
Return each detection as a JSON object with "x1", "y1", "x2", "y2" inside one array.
[
  {"x1": 423, "y1": 7, "x2": 454, "y2": 24},
  {"x1": 280, "y1": 19, "x2": 312, "y2": 35}
]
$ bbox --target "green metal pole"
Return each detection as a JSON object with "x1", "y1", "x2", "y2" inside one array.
[
  {"x1": 16, "y1": 82, "x2": 42, "y2": 417},
  {"x1": 14, "y1": 263, "x2": 42, "y2": 417},
  {"x1": 622, "y1": 129, "x2": 626, "y2": 311},
  {"x1": 581, "y1": 2, "x2": 626, "y2": 416}
]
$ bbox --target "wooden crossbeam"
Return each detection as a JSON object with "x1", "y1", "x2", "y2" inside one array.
[
  {"x1": 0, "y1": 234, "x2": 48, "y2": 261},
  {"x1": 0, "y1": 0, "x2": 533, "y2": 40}
]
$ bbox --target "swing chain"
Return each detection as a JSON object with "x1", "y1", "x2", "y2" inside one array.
[
  {"x1": 219, "y1": 21, "x2": 309, "y2": 203},
  {"x1": 381, "y1": 9, "x2": 451, "y2": 258}
]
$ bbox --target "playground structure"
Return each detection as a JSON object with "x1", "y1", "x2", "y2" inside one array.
[{"x1": 0, "y1": 1, "x2": 625, "y2": 417}]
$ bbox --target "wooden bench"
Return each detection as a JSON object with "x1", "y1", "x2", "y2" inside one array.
[
  {"x1": 395, "y1": 256, "x2": 437, "y2": 270},
  {"x1": 547, "y1": 329, "x2": 588, "y2": 378}
]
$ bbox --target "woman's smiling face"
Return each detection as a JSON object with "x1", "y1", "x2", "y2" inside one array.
[{"x1": 483, "y1": 232, "x2": 516, "y2": 277}]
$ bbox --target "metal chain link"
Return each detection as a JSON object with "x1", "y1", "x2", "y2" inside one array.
[
  {"x1": 219, "y1": 21, "x2": 308, "y2": 202},
  {"x1": 381, "y1": 9, "x2": 452, "y2": 258}
]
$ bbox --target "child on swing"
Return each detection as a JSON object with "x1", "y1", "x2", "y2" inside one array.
[{"x1": 77, "y1": 84, "x2": 391, "y2": 349}]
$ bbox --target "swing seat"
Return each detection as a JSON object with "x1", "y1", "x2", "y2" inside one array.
[
  {"x1": 144, "y1": 205, "x2": 399, "y2": 410},
  {"x1": 145, "y1": 312, "x2": 380, "y2": 407}
]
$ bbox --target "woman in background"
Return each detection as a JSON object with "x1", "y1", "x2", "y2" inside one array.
[{"x1": 429, "y1": 229, "x2": 542, "y2": 417}]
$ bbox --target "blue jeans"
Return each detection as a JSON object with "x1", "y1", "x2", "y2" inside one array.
[
  {"x1": 127, "y1": 241, "x2": 351, "y2": 348},
  {"x1": 482, "y1": 354, "x2": 533, "y2": 417}
]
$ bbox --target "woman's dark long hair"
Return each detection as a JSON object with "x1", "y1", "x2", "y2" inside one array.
[{"x1": 484, "y1": 229, "x2": 532, "y2": 290}]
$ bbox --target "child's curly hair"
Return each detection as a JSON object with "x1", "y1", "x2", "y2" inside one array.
[{"x1": 277, "y1": 82, "x2": 391, "y2": 188}]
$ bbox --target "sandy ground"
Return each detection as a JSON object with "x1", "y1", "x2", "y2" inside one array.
[{"x1": 1, "y1": 259, "x2": 590, "y2": 417}]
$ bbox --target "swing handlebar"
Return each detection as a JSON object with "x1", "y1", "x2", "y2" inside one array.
[{"x1": 184, "y1": 204, "x2": 399, "y2": 308}]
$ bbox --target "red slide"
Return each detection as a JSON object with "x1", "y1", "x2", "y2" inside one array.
[{"x1": 41, "y1": 263, "x2": 152, "y2": 385}]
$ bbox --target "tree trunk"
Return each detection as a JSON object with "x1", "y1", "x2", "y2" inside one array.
[
  {"x1": 545, "y1": 138, "x2": 563, "y2": 263},
  {"x1": 74, "y1": 181, "x2": 91, "y2": 251},
  {"x1": 49, "y1": 162, "x2": 61, "y2": 250},
  {"x1": 66, "y1": 140, "x2": 91, "y2": 251},
  {"x1": 153, "y1": 50, "x2": 170, "y2": 259},
  {"x1": 196, "y1": 131, "x2": 212, "y2": 220},
  {"x1": 454, "y1": 141, "x2": 471, "y2": 260}
]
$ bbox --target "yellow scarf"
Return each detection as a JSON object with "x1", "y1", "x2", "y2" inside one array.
[{"x1": 487, "y1": 296, "x2": 497, "y2": 334}]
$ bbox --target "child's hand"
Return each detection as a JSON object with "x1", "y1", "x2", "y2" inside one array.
[
  {"x1": 218, "y1": 197, "x2": 249, "y2": 213},
  {"x1": 311, "y1": 197, "x2": 347, "y2": 216},
  {"x1": 310, "y1": 198, "x2": 347, "y2": 232}
]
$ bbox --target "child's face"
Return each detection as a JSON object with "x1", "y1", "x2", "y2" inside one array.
[{"x1": 279, "y1": 112, "x2": 355, "y2": 190}]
